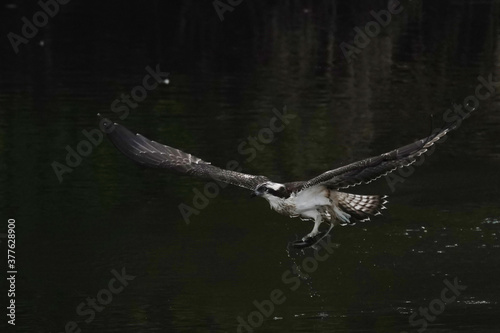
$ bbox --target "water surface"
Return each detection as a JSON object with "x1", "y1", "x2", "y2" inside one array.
[{"x1": 1, "y1": 1, "x2": 499, "y2": 332}]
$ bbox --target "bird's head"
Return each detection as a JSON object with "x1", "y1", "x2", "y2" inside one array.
[{"x1": 252, "y1": 182, "x2": 289, "y2": 199}]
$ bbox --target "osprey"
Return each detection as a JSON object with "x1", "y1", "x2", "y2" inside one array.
[{"x1": 99, "y1": 110, "x2": 472, "y2": 249}]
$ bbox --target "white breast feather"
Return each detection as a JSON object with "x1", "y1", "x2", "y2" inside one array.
[
  {"x1": 292, "y1": 186, "x2": 330, "y2": 213},
  {"x1": 263, "y1": 185, "x2": 335, "y2": 222}
]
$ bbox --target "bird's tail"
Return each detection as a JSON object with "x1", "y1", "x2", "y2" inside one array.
[{"x1": 332, "y1": 192, "x2": 387, "y2": 225}]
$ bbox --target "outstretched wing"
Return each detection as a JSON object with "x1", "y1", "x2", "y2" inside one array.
[
  {"x1": 300, "y1": 110, "x2": 475, "y2": 190},
  {"x1": 100, "y1": 116, "x2": 269, "y2": 190}
]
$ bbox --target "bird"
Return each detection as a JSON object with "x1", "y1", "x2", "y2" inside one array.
[{"x1": 99, "y1": 109, "x2": 474, "y2": 249}]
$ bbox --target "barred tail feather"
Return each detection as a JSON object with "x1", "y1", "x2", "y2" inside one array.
[{"x1": 334, "y1": 192, "x2": 387, "y2": 225}]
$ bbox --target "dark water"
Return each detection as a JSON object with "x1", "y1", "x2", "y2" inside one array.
[{"x1": 1, "y1": 0, "x2": 500, "y2": 332}]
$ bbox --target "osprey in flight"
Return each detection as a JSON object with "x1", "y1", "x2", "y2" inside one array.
[{"x1": 100, "y1": 110, "x2": 472, "y2": 249}]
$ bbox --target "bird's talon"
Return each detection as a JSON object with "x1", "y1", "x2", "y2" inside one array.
[
  {"x1": 291, "y1": 236, "x2": 314, "y2": 249},
  {"x1": 292, "y1": 234, "x2": 324, "y2": 249}
]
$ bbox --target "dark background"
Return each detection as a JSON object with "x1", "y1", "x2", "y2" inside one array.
[{"x1": 1, "y1": 0, "x2": 499, "y2": 332}]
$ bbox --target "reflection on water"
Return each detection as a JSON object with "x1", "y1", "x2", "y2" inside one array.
[{"x1": 1, "y1": 0, "x2": 500, "y2": 332}]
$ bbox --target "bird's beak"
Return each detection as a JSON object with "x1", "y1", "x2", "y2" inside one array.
[{"x1": 250, "y1": 191, "x2": 257, "y2": 198}]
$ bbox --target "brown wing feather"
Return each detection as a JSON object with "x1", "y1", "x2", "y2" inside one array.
[
  {"x1": 299, "y1": 109, "x2": 475, "y2": 190},
  {"x1": 101, "y1": 117, "x2": 269, "y2": 190}
]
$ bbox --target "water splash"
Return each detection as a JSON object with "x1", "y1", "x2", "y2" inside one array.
[
  {"x1": 482, "y1": 217, "x2": 500, "y2": 225},
  {"x1": 284, "y1": 246, "x2": 320, "y2": 298}
]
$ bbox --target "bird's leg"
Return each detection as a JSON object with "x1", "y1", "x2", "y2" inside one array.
[
  {"x1": 314, "y1": 222, "x2": 334, "y2": 245},
  {"x1": 304, "y1": 216, "x2": 322, "y2": 239}
]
